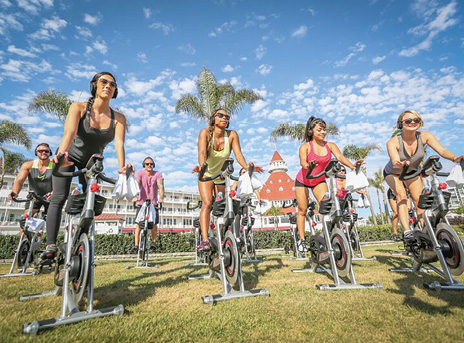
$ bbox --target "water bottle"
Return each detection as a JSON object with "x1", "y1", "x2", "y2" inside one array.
[
  {"x1": 422, "y1": 186, "x2": 431, "y2": 195},
  {"x1": 71, "y1": 184, "x2": 83, "y2": 195},
  {"x1": 216, "y1": 192, "x2": 223, "y2": 202},
  {"x1": 321, "y1": 192, "x2": 330, "y2": 202}
]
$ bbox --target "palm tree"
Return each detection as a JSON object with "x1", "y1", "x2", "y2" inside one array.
[
  {"x1": 343, "y1": 143, "x2": 382, "y2": 226},
  {"x1": 368, "y1": 169, "x2": 391, "y2": 225},
  {"x1": 175, "y1": 67, "x2": 262, "y2": 121},
  {"x1": 270, "y1": 122, "x2": 339, "y2": 142},
  {"x1": 28, "y1": 89, "x2": 72, "y2": 120},
  {"x1": 264, "y1": 206, "x2": 284, "y2": 230},
  {"x1": 0, "y1": 120, "x2": 31, "y2": 189},
  {"x1": 0, "y1": 149, "x2": 26, "y2": 189}
]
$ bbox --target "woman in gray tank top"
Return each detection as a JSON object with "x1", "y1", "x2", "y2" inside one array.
[
  {"x1": 42, "y1": 72, "x2": 131, "y2": 260},
  {"x1": 384, "y1": 110, "x2": 463, "y2": 242}
]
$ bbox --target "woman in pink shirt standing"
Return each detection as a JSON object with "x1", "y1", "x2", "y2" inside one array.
[
  {"x1": 132, "y1": 156, "x2": 164, "y2": 251},
  {"x1": 294, "y1": 116, "x2": 361, "y2": 253}
]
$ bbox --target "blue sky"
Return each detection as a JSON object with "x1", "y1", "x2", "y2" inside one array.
[{"x1": 1, "y1": 0, "x2": 463, "y2": 207}]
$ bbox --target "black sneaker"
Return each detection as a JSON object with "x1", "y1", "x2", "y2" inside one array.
[
  {"x1": 403, "y1": 231, "x2": 416, "y2": 243},
  {"x1": 41, "y1": 245, "x2": 57, "y2": 261},
  {"x1": 150, "y1": 242, "x2": 157, "y2": 251},
  {"x1": 131, "y1": 245, "x2": 139, "y2": 253}
]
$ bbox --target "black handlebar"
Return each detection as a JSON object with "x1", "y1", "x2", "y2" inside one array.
[
  {"x1": 187, "y1": 200, "x2": 202, "y2": 210},
  {"x1": 52, "y1": 154, "x2": 86, "y2": 178},
  {"x1": 198, "y1": 158, "x2": 241, "y2": 182},
  {"x1": 99, "y1": 173, "x2": 116, "y2": 185},
  {"x1": 306, "y1": 160, "x2": 342, "y2": 180},
  {"x1": 11, "y1": 191, "x2": 49, "y2": 204},
  {"x1": 52, "y1": 153, "x2": 116, "y2": 184},
  {"x1": 304, "y1": 161, "x2": 317, "y2": 179}
]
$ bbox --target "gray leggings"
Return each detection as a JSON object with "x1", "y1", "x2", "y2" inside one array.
[{"x1": 45, "y1": 163, "x2": 87, "y2": 245}]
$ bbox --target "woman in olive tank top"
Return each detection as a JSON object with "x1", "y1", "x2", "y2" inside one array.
[
  {"x1": 42, "y1": 72, "x2": 131, "y2": 260},
  {"x1": 193, "y1": 109, "x2": 263, "y2": 251},
  {"x1": 384, "y1": 110, "x2": 463, "y2": 241}
]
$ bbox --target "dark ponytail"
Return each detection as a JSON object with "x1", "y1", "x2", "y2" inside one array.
[{"x1": 304, "y1": 116, "x2": 326, "y2": 142}]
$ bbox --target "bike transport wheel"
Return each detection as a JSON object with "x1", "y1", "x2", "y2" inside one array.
[
  {"x1": 331, "y1": 227, "x2": 352, "y2": 278},
  {"x1": 17, "y1": 239, "x2": 31, "y2": 268},
  {"x1": 71, "y1": 233, "x2": 90, "y2": 303},
  {"x1": 436, "y1": 223, "x2": 464, "y2": 276},
  {"x1": 223, "y1": 230, "x2": 241, "y2": 290}
]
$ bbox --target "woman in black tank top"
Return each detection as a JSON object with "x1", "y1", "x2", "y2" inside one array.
[
  {"x1": 384, "y1": 110, "x2": 463, "y2": 242},
  {"x1": 43, "y1": 72, "x2": 131, "y2": 259}
]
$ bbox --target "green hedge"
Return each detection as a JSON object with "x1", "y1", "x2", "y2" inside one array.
[{"x1": 1, "y1": 225, "x2": 462, "y2": 259}]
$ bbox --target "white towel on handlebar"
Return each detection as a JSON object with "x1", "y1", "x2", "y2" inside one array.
[
  {"x1": 111, "y1": 174, "x2": 140, "y2": 201},
  {"x1": 346, "y1": 170, "x2": 369, "y2": 191},
  {"x1": 237, "y1": 173, "x2": 254, "y2": 198},
  {"x1": 446, "y1": 164, "x2": 464, "y2": 188},
  {"x1": 135, "y1": 202, "x2": 157, "y2": 224}
]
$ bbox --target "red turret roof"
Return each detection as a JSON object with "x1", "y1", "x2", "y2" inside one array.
[
  {"x1": 270, "y1": 151, "x2": 284, "y2": 162},
  {"x1": 259, "y1": 171, "x2": 295, "y2": 201}
]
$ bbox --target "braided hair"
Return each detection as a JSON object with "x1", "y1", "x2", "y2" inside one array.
[
  {"x1": 206, "y1": 108, "x2": 227, "y2": 159},
  {"x1": 304, "y1": 116, "x2": 326, "y2": 142}
]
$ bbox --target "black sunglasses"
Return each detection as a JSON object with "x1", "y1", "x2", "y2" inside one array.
[
  {"x1": 144, "y1": 163, "x2": 154, "y2": 166},
  {"x1": 403, "y1": 118, "x2": 420, "y2": 125},
  {"x1": 99, "y1": 79, "x2": 117, "y2": 88},
  {"x1": 216, "y1": 113, "x2": 230, "y2": 120},
  {"x1": 37, "y1": 149, "x2": 51, "y2": 154}
]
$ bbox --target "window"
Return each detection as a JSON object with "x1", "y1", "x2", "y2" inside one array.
[
  {"x1": 279, "y1": 187, "x2": 283, "y2": 191},
  {"x1": 269, "y1": 180, "x2": 273, "y2": 184},
  {"x1": 266, "y1": 189, "x2": 271, "y2": 194},
  {"x1": 278, "y1": 179, "x2": 281, "y2": 183}
]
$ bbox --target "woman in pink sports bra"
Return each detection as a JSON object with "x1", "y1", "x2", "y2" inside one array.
[{"x1": 294, "y1": 116, "x2": 362, "y2": 253}]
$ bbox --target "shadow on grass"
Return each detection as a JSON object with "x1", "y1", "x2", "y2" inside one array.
[
  {"x1": 95, "y1": 261, "x2": 198, "y2": 310},
  {"x1": 374, "y1": 251, "x2": 464, "y2": 314}
]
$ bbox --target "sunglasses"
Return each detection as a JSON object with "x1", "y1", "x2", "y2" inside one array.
[
  {"x1": 216, "y1": 113, "x2": 230, "y2": 120},
  {"x1": 340, "y1": 169, "x2": 346, "y2": 173},
  {"x1": 403, "y1": 118, "x2": 421, "y2": 125},
  {"x1": 37, "y1": 149, "x2": 51, "y2": 154},
  {"x1": 144, "y1": 163, "x2": 154, "y2": 166},
  {"x1": 99, "y1": 78, "x2": 117, "y2": 88}
]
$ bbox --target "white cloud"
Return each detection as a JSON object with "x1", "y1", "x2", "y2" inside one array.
[
  {"x1": 399, "y1": 1, "x2": 458, "y2": 57},
  {"x1": 255, "y1": 44, "x2": 266, "y2": 59},
  {"x1": 0, "y1": 59, "x2": 52, "y2": 82},
  {"x1": 84, "y1": 13, "x2": 100, "y2": 26},
  {"x1": 256, "y1": 64, "x2": 272, "y2": 76},
  {"x1": 222, "y1": 64, "x2": 234, "y2": 73},
  {"x1": 17, "y1": 0, "x2": 53, "y2": 14},
  {"x1": 29, "y1": 15, "x2": 67, "y2": 40},
  {"x1": 7, "y1": 45, "x2": 37, "y2": 58},
  {"x1": 143, "y1": 8, "x2": 152, "y2": 19},
  {"x1": 181, "y1": 62, "x2": 196, "y2": 67},
  {"x1": 102, "y1": 60, "x2": 118, "y2": 70},
  {"x1": 75, "y1": 25, "x2": 92, "y2": 39},
  {"x1": 334, "y1": 42, "x2": 365, "y2": 67},
  {"x1": 92, "y1": 40, "x2": 108, "y2": 54},
  {"x1": 137, "y1": 52, "x2": 148, "y2": 64},
  {"x1": 169, "y1": 77, "x2": 196, "y2": 99},
  {"x1": 291, "y1": 25, "x2": 308, "y2": 38},
  {"x1": 251, "y1": 99, "x2": 268, "y2": 112},
  {"x1": 0, "y1": 14, "x2": 24, "y2": 36},
  {"x1": 178, "y1": 43, "x2": 196, "y2": 55},
  {"x1": 66, "y1": 63, "x2": 97, "y2": 80},
  {"x1": 149, "y1": 22, "x2": 175, "y2": 35},
  {"x1": 208, "y1": 21, "x2": 237, "y2": 37},
  {"x1": 372, "y1": 56, "x2": 386, "y2": 65}
]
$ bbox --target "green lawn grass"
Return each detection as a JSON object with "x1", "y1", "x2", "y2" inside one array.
[{"x1": 1, "y1": 244, "x2": 464, "y2": 343}]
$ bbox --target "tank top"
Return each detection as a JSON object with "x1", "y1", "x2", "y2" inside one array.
[
  {"x1": 384, "y1": 132, "x2": 425, "y2": 175},
  {"x1": 205, "y1": 131, "x2": 231, "y2": 182},
  {"x1": 296, "y1": 140, "x2": 332, "y2": 187},
  {"x1": 68, "y1": 108, "x2": 116, "y2": 165},
  {"x1": 27, "y1": 159, "x2": 53, "y2": 196}
]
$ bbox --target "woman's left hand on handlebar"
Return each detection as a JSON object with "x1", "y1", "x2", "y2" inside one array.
[
  {"x1": 248, "y1": 162, "x2": 264, "y2": 173},
  {"x1": 452, "y1": 155, "x2": 463, "y2": 163},
  {"x1": 118, "y1": 163, "x2": 133, "y2": 174},
  {"x1": 192, "y1": 165, "x2": 200, "y2": 174}
]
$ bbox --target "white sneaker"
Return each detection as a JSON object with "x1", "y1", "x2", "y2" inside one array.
[{"x1": 297, "y1": 239, "x2": 307, "y2": 252}]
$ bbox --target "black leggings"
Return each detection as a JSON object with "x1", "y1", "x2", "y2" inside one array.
[{"x1": 46, "y1": 162, "x2": 87, "y2": 245}]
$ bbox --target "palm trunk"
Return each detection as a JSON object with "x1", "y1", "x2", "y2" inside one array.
[
  {"x1": 366, "y1": 190, "x2": 378, "y2": 226},
  {"x1": 376, "y1": 189, "x2": 385, "y2": 225},
  {"x1": 382, "y1": 188, "x2": 391, "y2": 223}
]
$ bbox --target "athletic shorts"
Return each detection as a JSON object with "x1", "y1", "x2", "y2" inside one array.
[
  {"x1": 387, "y1": 188, "x2": 397, "y2": 201},
  {"x1": 135, "y1": 205, "x2": 160, "y2": 225},
  {"x1": 24, "y1": 199, "x2": 49, "y2": 214},
  {"x1": 295, "y1": 179, "x2": 326, "y2": 190}
]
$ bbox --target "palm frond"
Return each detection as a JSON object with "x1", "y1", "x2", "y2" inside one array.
[
  {"x1": 325, "y1": 123, "x2": 339, "y2": 137},
  {"x1": 3, "y1": 152, "x2": 26, "y2": 174},
  {"x1": 224, "y1": 89, "x2": 262, "y2": 116},
  {"x1": 197, "y1": 67, "x2": 219, "y2": 116},
  {"x1": 28, "y1": 89, "x2": 72, "y2": 120},
  {"x1": 0, "y1": 121, "x2": 32, "y2": 149},
  {"x1": 270, "y1": 123, "x2": 306, "y2": 142},
  {"x1": 175, "y1": 95, "x2": 205, "y2": 120}
]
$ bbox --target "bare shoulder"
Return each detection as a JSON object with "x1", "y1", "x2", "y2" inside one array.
[
  {"x1": 299, "y1": 142, "x2": 309, "y2": 152},
  {"x1": 21, "y1": 160, "x2": 34, "y2": 171},
  {"x1": 199, "y1": 128, "x2": 210, "y2": 137},
  {"x1": 387, "y1": 136, "x2": 399, "y2": 147},
  {"x1": 113, "y1": 110, "x2": 127, "y2": 126},
  {"x1": 227, "y1": 130, "x2": 238, "y2": 139},
  {"x1": 68, "y1": 102, "x2": 86, "y2": 117}
]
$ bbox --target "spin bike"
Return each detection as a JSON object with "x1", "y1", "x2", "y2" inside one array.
[
  {"x1": 126, "y1": 200, "x2": 160, "y2": 269},
  {"x1": 188, "y1": 159, "x2": 270, "y2": 304},
  {"x1": 186, "y1": 200, "x2": 207, "y2": 265},
  {"x1": 282, "y1": 198, "x2": 317, "y2": 260},
  {"x1": 389, "y1": 156, "x2": 464, "y2": 291},
  {"x1": 293, "y1": 160, "x2": 382, "y2": 291},
  {"x1": 21, "y1": 154, "x2": 124, "y2": 335},
  {"x1": 0, "y1": 192, "x2": 51, "y2": 278},
  {"x1": 236, "y1": 164, "x2": 259, "y2": 263},
  {"x1": 336, "y1": 168, "x2": 375, "y2": 261}
]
